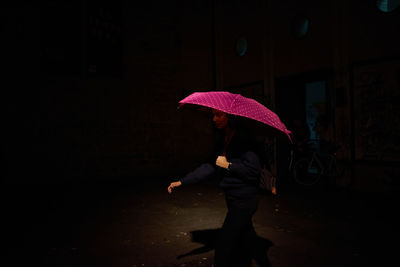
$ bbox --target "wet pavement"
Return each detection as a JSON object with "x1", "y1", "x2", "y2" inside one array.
[{"x1": 4, "y1": 177, "x2": 399, "y2": 267}]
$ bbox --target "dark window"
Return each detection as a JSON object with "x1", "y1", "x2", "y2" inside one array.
[{"x1": 376, "y1": 0, "x2": 400, "y2": 12}]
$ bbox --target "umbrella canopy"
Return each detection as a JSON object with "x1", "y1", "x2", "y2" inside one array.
[{"x1": 179, "y1": 91, "x2": 292, "y2": 142}]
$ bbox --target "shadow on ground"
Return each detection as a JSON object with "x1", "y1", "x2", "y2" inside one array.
[{"x1": 178, "y1": 228, "x2": 273, "y2": 267}]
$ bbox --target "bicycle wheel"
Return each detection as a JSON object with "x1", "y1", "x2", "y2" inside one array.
[{"x1": 293, "y1": 158, "x2": 322, "y2": 186}]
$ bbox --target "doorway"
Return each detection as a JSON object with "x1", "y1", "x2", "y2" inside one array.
[{"x1": 274, "y1": 70, "x2": 332, "y2": 183}]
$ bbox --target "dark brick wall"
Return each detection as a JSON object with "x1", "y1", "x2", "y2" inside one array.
[{"x1": 5, "y1": 0, "x2": 400, "y2": 189}]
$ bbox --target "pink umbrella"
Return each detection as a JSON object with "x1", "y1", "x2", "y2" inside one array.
[{"x1": 179, "y1": 91, "x2": 292, "y2": 142}]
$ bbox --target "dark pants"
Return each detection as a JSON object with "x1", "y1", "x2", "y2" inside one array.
[{"x1": 214, "y1": 197, "x2": 270, "y2": 267}]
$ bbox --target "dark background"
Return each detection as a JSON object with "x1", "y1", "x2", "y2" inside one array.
[
  {"x1": 5, "y1": 0, "x2": 400, "y2": 192},
  {"x1": 3, "y1": 1, "x2": 400, "y2": 266}
]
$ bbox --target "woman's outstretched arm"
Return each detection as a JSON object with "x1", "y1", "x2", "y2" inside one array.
[{"x1": 167, "y1": 162, "x2": 216, "y2": 193}]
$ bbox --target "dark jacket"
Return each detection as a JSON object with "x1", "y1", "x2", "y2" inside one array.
[{"x1": 180, "y1": 130, "x2": 262, "y2": 199}]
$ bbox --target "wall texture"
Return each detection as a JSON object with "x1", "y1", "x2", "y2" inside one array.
[{"x1": 6, "y1": 0, "x2": 400, "y2": 191}]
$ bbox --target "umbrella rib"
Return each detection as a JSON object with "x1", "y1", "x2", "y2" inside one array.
[{"x1": 229, "y1": 94, "x2": 240, "y2": 112}]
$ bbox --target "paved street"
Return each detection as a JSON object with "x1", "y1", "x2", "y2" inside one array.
[{"x1": 4, "y1": 177, "x2": 399, "y2": 267}]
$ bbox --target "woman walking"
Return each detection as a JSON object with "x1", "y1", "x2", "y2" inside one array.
[{"x1": 168, "y1": 109, "x2": 270, "y2": 267}]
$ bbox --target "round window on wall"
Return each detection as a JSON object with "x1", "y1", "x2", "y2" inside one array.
[
  {"x1": 235, "y1": 36, "x2": 248, "y2": 57},
  {"x1": 376, "y1": 0, "x2": 400, "y2": 12},
  {"x1": 291, "y1": 15, "x2": 310, "y2": 39}
]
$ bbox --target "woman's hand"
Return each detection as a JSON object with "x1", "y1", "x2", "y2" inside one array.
[
  {"x1": 216, "y1": 156, "x2": 230, "y2": 169},
  {"x1": 168, "y1": 181, "x2": 182, "y2": 194}
]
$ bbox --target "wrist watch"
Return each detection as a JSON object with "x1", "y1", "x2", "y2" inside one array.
[{"x1": 228, "y1": 162, "x2": 232, "y2": 170}]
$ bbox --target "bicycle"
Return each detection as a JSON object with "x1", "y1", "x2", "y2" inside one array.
[{"x1": 289, "y1": 139, "x2": 345, "y2": 186}]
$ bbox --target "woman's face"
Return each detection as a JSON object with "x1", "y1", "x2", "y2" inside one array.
[{"x1": 212, "y1": 109, "x2": 229, "y2": 129}]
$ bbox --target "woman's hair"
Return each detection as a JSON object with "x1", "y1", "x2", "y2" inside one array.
[{"x1": 227, "y1": 114, "x2": 239, "y2": 129}]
